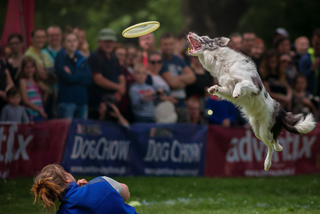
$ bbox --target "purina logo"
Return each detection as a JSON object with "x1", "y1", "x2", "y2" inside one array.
[
  {"x1": 149, "y1": 127, "x2": 172, "y2": 138},
  {"x1": 76, "y1": 124, "x2": 101, "y2": 135}
]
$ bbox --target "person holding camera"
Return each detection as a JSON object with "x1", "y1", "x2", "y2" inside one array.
[
  {"x1": 147, "y1": 51, "x2": 177, "y2": 105},
  {"x1": 98, "y1": 94, "x2": 129, "y2": 127}
]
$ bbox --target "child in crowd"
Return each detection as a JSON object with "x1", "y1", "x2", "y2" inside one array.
[
  {"x1": 292, "y1": 74, "x2": 317, "y2": 116},
  {"x1": 19, "y1": 56, "x2": 49, "y2": 122},
  {"x1": 129, "y1": 63, "x2": 156, "y2": 123},
  {"x1": 0, "y1": 87, "x2": 29, "y2": 123}
]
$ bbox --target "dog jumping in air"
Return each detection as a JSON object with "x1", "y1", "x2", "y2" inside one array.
[{"x1": 187, "y1": 32, "x2": 316, "y2": 171}]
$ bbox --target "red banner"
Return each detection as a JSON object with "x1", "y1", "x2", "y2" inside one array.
[
  {"x1": 0, "y1": 119, "x2": 70, "y2": 179},
  {"x1": 0, "y1": 0, "x2": 34, "y2": 48},
  {"x1": 205, "y1": 124, "x2": 320, "y2": 177}
]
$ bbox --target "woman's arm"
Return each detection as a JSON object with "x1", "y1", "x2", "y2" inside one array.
[{"x1": 5, "y1": 69, "x2": 14, "y2": 91}]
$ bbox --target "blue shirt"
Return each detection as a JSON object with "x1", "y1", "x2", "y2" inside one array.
[
  {"x1": 55, "y1": 49, "x2": 92, "y2": 104},
  {"x1": 298, "y1": 52, "x2": 320, "y2": 96},
  {"x1": 206, "y1": 96, "x2": 236, "y2": 125},
  {"x1": 160, "y1": 54, "x2": 187, "y2": 99},
  {"x1": 57, "y1": 176, "x2": 137, "y2": 214}
]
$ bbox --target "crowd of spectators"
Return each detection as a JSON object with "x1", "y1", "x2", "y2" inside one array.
[{"x1": 1, "y1": 25, "x2": 320, "y2": 127}]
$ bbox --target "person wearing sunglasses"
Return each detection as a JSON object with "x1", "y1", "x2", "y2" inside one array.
[
  {"x1": 159, "y1": 32, "x2": 196, "y2": 123},
  {"x1": 147, "y1": 51, "x2": 178, "y2": 104}
]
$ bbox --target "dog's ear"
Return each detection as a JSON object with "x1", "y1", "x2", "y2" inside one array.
[{"x1": 217, "y1": 37, "x2": 230, "y2": 47}]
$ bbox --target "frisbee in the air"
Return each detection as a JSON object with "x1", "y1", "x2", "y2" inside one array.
[{"x1": 122, "y1": 21, "x2": 160, "y2": 38}]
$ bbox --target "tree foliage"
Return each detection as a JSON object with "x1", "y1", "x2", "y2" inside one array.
[
  {"x1": 1, "y1": 0, "x2": 320, "y2": 50},
  {"x1": 34, "y1": 0, "x2": 183, "y2": 49}
]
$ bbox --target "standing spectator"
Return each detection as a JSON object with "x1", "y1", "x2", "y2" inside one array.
[
  {"x1": 206, "y1": 95, "x2": 236, "y2": 127},
  {"x1": 25, "y1": 27, "x2": 57, "y2": 119},
  {"x1": 279, "y1": 53, "x2": 297, "y2": 87},
  {"x1": 139, "y1": 33, "x2": 156, "y2": 67},
  {"x1": 272, "y1": 28, "x2": 289, "y2": 46},
  {"x1": 0, "y1": 59, "x2": 14, "y2": 113},
  {"x1": 46, "y1": 25, "x2": 62, "y2": 62},
  {"x1": 299, "y1": 29, "x2": 320, "y2": 97},
  {"x1": 87, "y1": 28, "x2": 126, "y2": 119},
  {"x1": 174, "y1": 31, "x2": 191, "y2": 66},
  {"x1": 292, "y1": 74, "x2": 317, "y2": 116},
  {"x1": 0, "y1": 87, "x2": 29, "y2": 124},
  {"x1": 55, "y1": 33, "x2": 92, "y2": 119},
  {"x1": 295, "y1": 36, "x2": 309, "y2": 56},
  {"x1": 129, "y1": 63, "x2": 156, "y2": 123},
  {"x1": 6, "y1": 34, "x2": 24, "y2": 86},
  {"x1": 186, "y1": 56, "x2": 213, "y2": 100},
  {"x1": 73, "y1": 27, "x2": 90, "y2": 58},
  {"x1": 186, "y1": 96, "x2": 206, "y2": 125},
  {"x1": 260, "y1": 50, "x2": 292, "y2": 111},
  {"x1": 228, "y1": 33, "x2": 242, "y2": 52},
  {"x1": 293, "y1": 36, "x2": 310, "y2": 68},
  {"x1": 275, "y1": 37, "x2": 292, "y2": 55},
  {"x1": 19, "y1": 56, "x2": 49, "y2": 121},
  {"x1": 251, "y1": 37, "x2": 265, "y2": 68},
  {"x1": 114, "y1": 44, "x2": 135, "y2": 122},
  {"x1": 24, "y1": 27, "x2": 54, "y2": 79},
  {"x1": 159, "y1": 32, "x2": 196, "y2": 123},
  {"x1": 147, "y1": 51, "x2": 177, "y2": 104},
  {"x1": 241, "y1": 31, "x2": 256, "y2": 56}
]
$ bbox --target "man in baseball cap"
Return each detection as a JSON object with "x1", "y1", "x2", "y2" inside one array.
[
  {"x1": 87, "y1": 28, "x2": 126, "y2": 119},
  {"x1": 98, "y1": 28, "x2": 117, "y2": 42}
]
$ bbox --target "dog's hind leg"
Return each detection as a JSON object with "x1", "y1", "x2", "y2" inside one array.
[
  {"x1": 233, "y1": 80, "x2": 260, "y2": 98},
  {"x1": 273, "y1": 139, "x2": 283, "y2": 151},
  {"x1": 259, "y1": 125, "x2": 274, "y2": 171},
  {"x1": 249, "y1": 118, "x2": 262, "y2": 141},
  {"x1": 264, "y1": 144, "x2": 274, "y2": 171}
]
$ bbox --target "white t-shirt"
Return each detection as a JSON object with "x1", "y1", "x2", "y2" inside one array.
[{"x1": 151, "y1": 75, "x2": 170, "y2": 94}]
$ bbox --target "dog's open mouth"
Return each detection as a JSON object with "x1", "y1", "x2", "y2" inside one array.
[{"x1": 189, "y1": 37, "x2": 202, "y2": 52}]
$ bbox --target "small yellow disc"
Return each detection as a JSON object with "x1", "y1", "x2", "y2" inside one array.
[{"x1": 122, "y1": 21, "x2": 160, "y2": 38}]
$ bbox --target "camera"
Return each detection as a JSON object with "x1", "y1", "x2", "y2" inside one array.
[{"x1": 101, "y1": 94, "x2": 117, "y2": 113}]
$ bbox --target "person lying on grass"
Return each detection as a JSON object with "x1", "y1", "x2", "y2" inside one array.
[{"x1": 31, "y1": 164, "x2": 138, "y2": 214}]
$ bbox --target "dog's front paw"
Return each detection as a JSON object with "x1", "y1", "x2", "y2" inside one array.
[
  {"x1": 232, "y1": 90, "x2": 241, "y2": 98},
  {"x1": 208, "y1": 85, "x2": 219, "y2": 94}
]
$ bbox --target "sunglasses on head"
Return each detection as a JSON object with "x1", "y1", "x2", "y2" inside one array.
[{"x1": 149, "y1": 60, "x2": 163, "y2": 65}]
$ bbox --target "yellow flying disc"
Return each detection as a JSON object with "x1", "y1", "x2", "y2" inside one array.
[{"x1": 122, "y1": 21, "x2": 160, "y2": 38}]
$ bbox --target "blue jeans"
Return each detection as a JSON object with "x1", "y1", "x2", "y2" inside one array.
[{"x1": 58, "y1": 103, "x2": 88, "y2": 119}]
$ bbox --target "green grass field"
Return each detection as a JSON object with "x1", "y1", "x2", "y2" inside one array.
[{"x1": 0, "y1": 175, "x2": 320, "y2": 214}]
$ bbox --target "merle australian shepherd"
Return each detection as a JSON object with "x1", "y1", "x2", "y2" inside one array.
[{"x1": 187, "y1": 32, "x2": 316, "y2": 171}]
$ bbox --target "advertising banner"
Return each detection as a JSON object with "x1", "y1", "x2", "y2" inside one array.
[
  {"x1": 205, "y1": 125, "x2": 320, "y2": 177},
  {"x1": 0, "y1": 119, "x2": 70, "y2": 178},
  {"x1": 62, "y1": 120, "x2": 207, "y2": 176}
]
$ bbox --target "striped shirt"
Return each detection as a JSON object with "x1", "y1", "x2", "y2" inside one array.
[
  {"x1": 26, "y1": 81, "x2": 44, "y2": 116},
  {"x1": 129, "y1": 83, "x2": 156, "y2": 120}
]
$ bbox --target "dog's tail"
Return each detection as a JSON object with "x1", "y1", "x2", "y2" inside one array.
[{"x1": 282, "y1": 112, "x2": 315, "y2": 135}]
